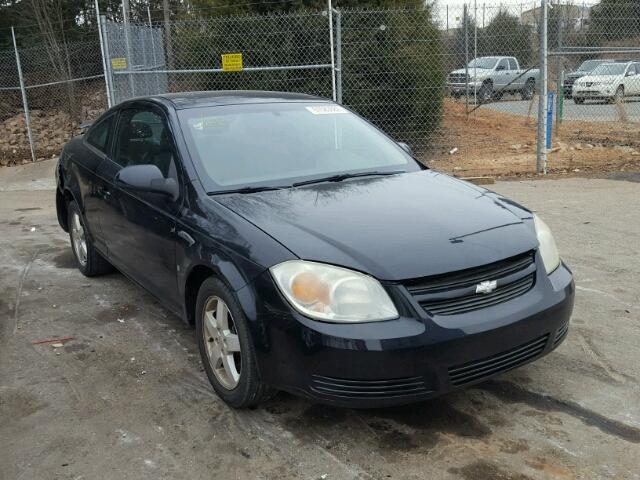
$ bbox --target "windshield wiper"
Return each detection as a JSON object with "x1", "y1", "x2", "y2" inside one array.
[
  {"x1": 292, "y1": 170, "x2": 406, "y2": 188},
  {"x1": 208, "y1": 185, "x2": 286, "y2": 195}
]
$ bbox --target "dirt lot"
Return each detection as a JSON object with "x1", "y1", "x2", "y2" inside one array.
[
  {"x1": 424, "y1": 99, "x2": 640, "y2": 177},
  {"x1": 1, "y1": 160, "x2": 639, "y2": 480}
]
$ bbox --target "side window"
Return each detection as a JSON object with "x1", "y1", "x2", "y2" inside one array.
[
  {"x1": 86, "y1": 115, "x2": 114, "y2": 154},
  {"x1": 497, "y1": 58, "x2": 509, "y2": 71},
  {"x1": 508, "y1": 58, "x2": 517, "y2": 70},
  {"x1": 114, "y1": 107, "x2": 178, "y2": 180}
]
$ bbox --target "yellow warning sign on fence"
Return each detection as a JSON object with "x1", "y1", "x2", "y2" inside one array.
[
  {"x1": 221, "y1": 53, "x2": 243, "y2": 72},
  {"x1": 111, "y1": 57, "x2": 128, "y2": 70}
]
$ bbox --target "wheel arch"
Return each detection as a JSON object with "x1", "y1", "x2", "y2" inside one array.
[{"x1": 181, "y1": 259, "x2": 259, "y2": 327}]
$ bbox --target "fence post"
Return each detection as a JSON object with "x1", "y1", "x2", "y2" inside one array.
[
  {"x1": 11, "y1": 27, "x2": 36, "y2": 163},
  {"x1": 334, "y1": 8, "x2": 343, "y2": 104},
  {"x1": 536, "y1": 0, "x2": 548, "y2": 174},
  {"x1": 95, "y1": 0, "x2": 113, "y2": 108},
  {"x1": 100, "y1": 15, "x2": 116, "y2": 107},
  {"x1": 474, "y1": 1, "x2": 478, "y2": 106},
  {"x1": 464, "y1": 4, "x2": 469, "y2": 116},
  {"x1": 147, "y1": 5, "x2": 160, "y2": 95},
  {"x1": 327, "y1": 0, "x2": 337, "y2": 102},
  {"x1": 122, "y1": 0, "x2": 136, "y2": 97}
]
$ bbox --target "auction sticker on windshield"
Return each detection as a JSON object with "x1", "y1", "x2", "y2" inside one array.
[{"x1": 306, "y1": 105, "x2": 349, "y2": 115}]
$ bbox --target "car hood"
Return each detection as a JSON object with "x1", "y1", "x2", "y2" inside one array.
[
  {"x1": 215, "y1": 171, "x2": 537, "y2": 281},
  {"x1": 578, "y1": 74, "x2": 620, "y2": 83},
  {"x1": 567, "y1": 71, "x2": 586, "y2": 79}
]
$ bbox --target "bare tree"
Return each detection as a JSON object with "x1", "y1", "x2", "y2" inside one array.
[{"x1": 28, "y1": 0, "x2": 79, "y2": 120}]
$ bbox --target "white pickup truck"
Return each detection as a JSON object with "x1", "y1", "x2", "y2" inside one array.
[{"x1": 447, "y1": 56, "x2": 540, "y2": 102}]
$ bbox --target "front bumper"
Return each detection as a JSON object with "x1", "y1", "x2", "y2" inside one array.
[
  {"x1": 573, "y1": 85, "x2": 616, "y2": 99},
  {"x1": 246, "y1": 260, "x2": 574, "y2": 408},
  {"x1": 448, "y1": 82, "x2": 482, "y2": 94}
]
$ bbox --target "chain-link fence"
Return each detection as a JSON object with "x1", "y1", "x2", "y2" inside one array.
[
  {"x1": 2, "y1": 1, "x2": 640, "y2": 176},
  {"x1": 0, "y1": 24, "x2": 106, "y2": 166},
  {"x1": 103, "y1": 11, "x2": 335, "y2": 105},
  {"x1": 0, "y1": 42, "x2": 29, "y2": 166}
]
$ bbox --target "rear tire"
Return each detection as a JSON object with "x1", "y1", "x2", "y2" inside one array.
[
  {"x1": 67, "y1": 201, "x2": 112, "y2": 277},
  {"x1": 196, "y1": 276, "x2": 275, "y2": 408}
]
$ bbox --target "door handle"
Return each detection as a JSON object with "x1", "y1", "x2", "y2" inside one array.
[{"x1": 177, "y1": 230, "x2": 196, "y2": 247}]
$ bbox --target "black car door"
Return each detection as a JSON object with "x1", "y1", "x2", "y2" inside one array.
[
  {"x1": 97, "y1": 103, "x2": 184, "y2": 310},
  {"x1": 77, "y1": 113, "x2": 117, "y2": 253}
]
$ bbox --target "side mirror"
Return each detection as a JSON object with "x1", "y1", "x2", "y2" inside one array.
[
  {"x1": 115, "y1": 164, "x2": 178, "y2": 199},
  {"x1": 626, "y1": 71, "x2": 635, "y2": 77},
  {"x1": 496, "y1": 65, "x2": 506, "y2": 71},
  {"x1": 398, "y1": 142, "x2": 413, "y2": 156}
]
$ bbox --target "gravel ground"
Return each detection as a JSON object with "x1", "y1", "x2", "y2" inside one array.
[{"x1": 1, "y1": 160, "x2": 639, "y2": 480}]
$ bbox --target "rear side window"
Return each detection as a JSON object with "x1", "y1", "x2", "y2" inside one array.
[
  {"x1": 86, "y1": 115, "x2": 114, "y2": 154},
  {"x1": 508, "y1": 58, "x2": 517, "y2": 70},
  {"x1": 497, "y1": 58, "x2": 509, "y2": 71}
]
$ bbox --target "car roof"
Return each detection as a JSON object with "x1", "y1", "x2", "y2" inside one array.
[{"x1": 148, "y1": 90, "x2": 330, "y2": 110}]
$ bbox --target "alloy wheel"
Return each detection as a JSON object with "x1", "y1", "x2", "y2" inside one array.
[
  {"x1": 202, "y1": 296, "x2": 242, "y2": 390},
  {"x1": 70, "y1": 211, "x2": 87, "y2": 267}
]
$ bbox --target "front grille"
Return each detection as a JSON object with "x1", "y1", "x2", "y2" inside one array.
[
  {"x1": 309, "y1": 375, "x2": 432, "y2": 400},
  {"x1": 448, "y1": 334, "x2": 549, "y2": 387},
  {"x1": 405, "y1": 251, "x2": 536, "y2": 316},
  {"x1": 449, "y1": 73, "x2": 469, "y2": 83},
  {"x1": 553, "y1": 322, "x2": 569, "y2": 347}
]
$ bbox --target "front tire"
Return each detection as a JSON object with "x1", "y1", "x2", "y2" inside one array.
[
  {"x1": 574, "y1": 97, "x2": 585, "y2": 105},
  {"x1": 612, "y1": 85, "x2": 624, "y2": 104},
  {"x1": 196, "y1": 277, "x2": 275, "y2": 408},
  {"x1": 521, "y1": 78, "x2": 535, "y2": 100},
  {"x1": 68, "y1": 201, "x2": 112, "y2": 277},
  {"x1": 478, "y1": 81, "x2": 493, "y2": 103}
]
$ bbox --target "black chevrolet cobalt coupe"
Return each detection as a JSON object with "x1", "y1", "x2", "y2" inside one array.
[{"x1": 56, "y1": 91, "x2": 574, "y2": 408}]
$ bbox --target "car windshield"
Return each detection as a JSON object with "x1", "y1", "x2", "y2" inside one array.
[
  {"x1": 177, "y1": 102, "x2": 419, "y2": 192},
  {"x1": 590, "y1": 63, "x2": 627, "y2": 76},
  {"x1": 467, "y1": 57, "x2": 499, "y2": 69},
  {"x1": 578, "y1": 60, "x2": 607, "y2": 72}
]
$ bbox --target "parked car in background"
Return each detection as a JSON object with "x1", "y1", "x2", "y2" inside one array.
[
  {"x1": 56, "y1": 91, "x2": 574, "y2": 409},
  {"x1": 573, "y1": 61, "x2": 640, "y2": 104},
  {"x1": 563, "y1": 59, "x2": 615, "y2": 98},
  {"x1": 447, "y1": 56, "x2": 540, "y2": 102}
]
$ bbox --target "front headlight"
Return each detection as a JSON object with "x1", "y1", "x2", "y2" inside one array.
[
  {"x1": 270, "y1": 260, "x2": 398, "y2": 323},
  {"x1": 533, "y1": 215, "x2": 560, "y2": 274}
]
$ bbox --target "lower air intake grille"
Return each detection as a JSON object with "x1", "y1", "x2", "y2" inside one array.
[
  {"x1": 448, "y1": 334, "x2": 549, "y2": 387},
  {"x1": 309, "y1": 375, "x2": 431, "y2": 400},
  {"x1": 554, "y1": 323, "x2": 569, "y2": 346}
]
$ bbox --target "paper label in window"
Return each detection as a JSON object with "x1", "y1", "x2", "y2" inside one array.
[{"x1": 305, "y1": 105, "x2": 348, "y2": 115}]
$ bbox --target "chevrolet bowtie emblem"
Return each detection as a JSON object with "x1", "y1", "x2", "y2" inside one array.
[{"x1": 476, "y1": 280, "x2": 498, "y2": 294}]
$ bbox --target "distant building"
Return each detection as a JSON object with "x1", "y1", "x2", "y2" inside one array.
[{"x1": 521, "y1": 3, "x2": 592, "y2": 30}]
